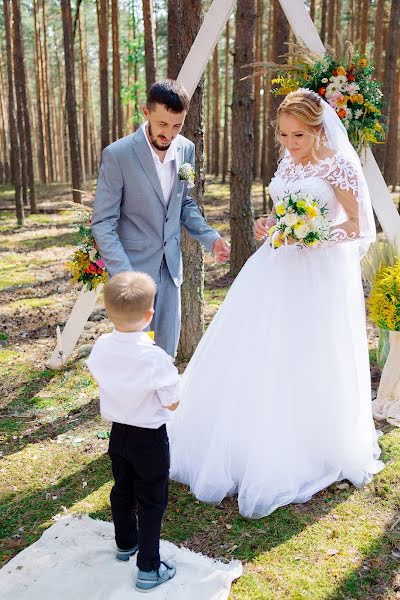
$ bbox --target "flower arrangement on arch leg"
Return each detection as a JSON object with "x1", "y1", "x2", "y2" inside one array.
[
  {"x1": 269, "y1": 192, "x2": 331, "y2": 249},
  {"x1": 65, "y1": 202, "x2": 108, "y2": 291},
  {"x1": 248, "y1": 42, "x2": 386, "y2": 154}
]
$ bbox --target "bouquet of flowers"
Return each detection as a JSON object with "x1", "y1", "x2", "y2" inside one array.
[
  {"x1": 269, "y1": 191, "x2": 330, "y2": 248},
  {"x1": 66, "y1": 204, "x2": 108, "y2": 291},
  {"x1": 250, "y1": 42, "x2": 385, "y2": 154}
]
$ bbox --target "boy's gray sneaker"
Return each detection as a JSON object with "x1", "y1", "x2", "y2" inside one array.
[
  {"x1": 116, "y1": 544, "x2": 138, "y2": 561},
  {"x1": 135, "y1": 560, "x2": 176, "y2": 592}
]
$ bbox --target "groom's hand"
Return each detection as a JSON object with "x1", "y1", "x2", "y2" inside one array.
[{"x1": 212, "y1": 238, "x2": 230, "y2": 263}]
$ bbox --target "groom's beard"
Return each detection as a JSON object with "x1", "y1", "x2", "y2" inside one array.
[{"x1": 148, "y1": 123, "x2": 172, "y2": 151}]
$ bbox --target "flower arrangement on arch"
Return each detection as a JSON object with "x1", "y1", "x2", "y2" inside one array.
[
  {"x1": 250, "y1": 42, "x2": 386, "y2": 154},
  {"x1": 65, "y1": 200, "x2": 108, "y2": 291}
]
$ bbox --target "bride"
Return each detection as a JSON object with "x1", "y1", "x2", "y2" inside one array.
[{"x1": 169, "y1": 88, "x2": 384, "y2": 519}]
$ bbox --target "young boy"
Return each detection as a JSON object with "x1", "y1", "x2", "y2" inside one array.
[{"x1": 87, "y1": 271, "x2": 180, "y2": 592}]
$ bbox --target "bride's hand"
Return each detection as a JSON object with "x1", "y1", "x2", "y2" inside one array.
[{"x1": 254, "y1": 217, "x2": 275, "y2": 240}]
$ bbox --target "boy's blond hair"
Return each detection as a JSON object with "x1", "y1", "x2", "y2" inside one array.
[{"x1": 103, "y1": 271, "x2": 156, "y2": 324}]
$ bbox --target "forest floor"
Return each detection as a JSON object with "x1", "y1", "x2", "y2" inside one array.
[{"x1": 1, "y1": 180, "x2": 400, "y2": 599}]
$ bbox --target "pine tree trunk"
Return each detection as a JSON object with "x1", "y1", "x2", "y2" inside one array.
[
  {"x1": 142, "y1": 0, "x2": 157, "y2": 94},
  {"x1": 167, "y1": 0, "x2": 182, "y2": 79},
  {"x1": 374, "y1": 0, "x2": 400, "y2": 177},
  {"x1": 12, "y1": 0, "x2": 28, "y2": 208},
  {"x1": 176, "y1": 0, "x2": 206, "y2": 361},
  {"x1": 320, "y1": 0, "x2": 327, "y2": 44},
  {"x1": 41, "y1": 0, "x2": 54, "y2": 182},
  {"x1": 0, "y1": 58, "x2": 8, "y2": 183},
  {"x1": 266, "y1": 1, "x2": 289, "y2": 185},
  {"x1": 54, "y1": 33, "x2": 66, "y2": 181},
  {"x1": 12, "y1": 0, "x2": 36, "y2": 213},
  {"x1": 206, "y1": 61, "x2": 211, "y2": 174},
  {"x1": 360, "y1": 0, "x2": 369, "y2": 54},
  {"x1": 335, "y1": 0, "x2": 341, "y2": 54},
  {"x1": 230, "y1": 0, "x2": 257, "y2": 277},
  {"x1": 310, "y1": 0, "x2": 316, "y2": 22},
  {"x1": 97, "y1": 0, "x2": 109, "y2": 150},
  {"x1": 61, "y1": 0, "x2": 82, "y2": 202},
  {"x1": 3, "y1": 0, "x2": 24, "y2": 224},
  {"x1": 112, "y1": 0, "x2": 123, "y2": 141},
  {"x1": 327, "y1": 0, "x2": 335, "y2": 48},
  {"x1": 212, "y1": 45, "x2": 220, "y2": 177},
  {"x1": 374, "y1": 0, "x2": 385, "y2": 80},
  {"x1": 253, "y1": 0, "x2": 263, "y2": 180},
  {"x1": 222, "y1": 19, "x2": 230, "y2": 184},
  {"x1": 262, "y1": 1, "x2": 273, "y2": 213},
  {"x1": 79, "y1": 16, "x2": 89, "y2": 179},
  {"x1": 33, "y1": 0, "x2": 46, "y2": 183}
]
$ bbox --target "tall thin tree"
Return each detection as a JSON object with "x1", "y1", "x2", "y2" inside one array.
[
  {"x1": 253, "y1": 0, "x2": 263, "y2": 179},
  {"x1": 12, "y1": 0, "x2": 36, "y2": 213},
  {"x1": 212, "y1": 44, "x2": 220, "y2": 177},
  {"x1": 230, "y1": 0, "x2": 257, "y2": 276},
  {"x1": 167, "y1": 0, "x2": 182, "y2": 79},
  {"x1": 33, "y1": 0, "x2": 46, "y2": 183},
  {"x1": 222, "y1": 19, "x2": 231, "y2": 184},
  {"x1": 61, "y1": 0, "x2": 82, "y2": 202},
  {"x1": 3, "y1": 0, "x2": 24, "y2": 224},
  {"x1": 142, "y1": 0, "x2": 157, "y2": 93},
  {"x1": 374, "y1": 0, "x2": 385, "y2": 80},
  {"x1": 41, "y1": 0, "x2": 54, "y2": 181},
  {"x1": 97, "y1": 0, "x2": 110, "y2": 150},
  {"x1": 112, "y1": 0, "x2": 123, "y2": 141}
]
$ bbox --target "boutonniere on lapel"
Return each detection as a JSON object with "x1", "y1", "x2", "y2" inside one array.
[{"x1": 178, "y1": 162, "x2": 195, "y2": 189}]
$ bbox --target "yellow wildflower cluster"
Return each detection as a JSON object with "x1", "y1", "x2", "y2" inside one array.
[
  {"x1": 368, "y1": 260, "x2": 400, "y2": 331},
  {"x1": 66, "y1": 250, "x2": 91, "y2": 283}
]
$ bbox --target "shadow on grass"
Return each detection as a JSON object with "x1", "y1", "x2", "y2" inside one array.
[
  {"x1": 1, "y1": 452, "x2": 111, "y2": 563},
  {"x1": 1, "y1": 397, "x2": 100, "y2": 458},
  {"x1": 325, "y1": 512, "x2": 400, "y2": 599},
  {"x1": 0, "y1": 368, "x2": 56, "y2": 417},
  {"x1": 164, "y1": 481, "x2": 351, "y2": 563}
]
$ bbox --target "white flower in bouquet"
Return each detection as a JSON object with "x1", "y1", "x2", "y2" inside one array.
[
  {"x1": 269, "y1": 191, "x2": 331, "y2": 249},
  {"x1": 282, "y1": 213, "x2": 298, "y2": 227},
  {"x1": 293, "y1": 222, "x2": 310, "y2": 239}
]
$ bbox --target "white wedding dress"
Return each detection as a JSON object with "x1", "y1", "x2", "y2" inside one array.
[{"x1": 169, "y1": 151, "x2": 384, "y2": 519}]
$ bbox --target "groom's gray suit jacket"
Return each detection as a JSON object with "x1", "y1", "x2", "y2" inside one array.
[{"x1": 91, "y1": 127, "x2": 220, "y2": 287}]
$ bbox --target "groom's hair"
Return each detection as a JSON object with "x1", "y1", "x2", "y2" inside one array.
[
  {"x1": 147, "y1": 79, "x2": 190, "y2": 113},
  {"x1": 104, "y1": 272, "x2": 156, "y2": 324}
]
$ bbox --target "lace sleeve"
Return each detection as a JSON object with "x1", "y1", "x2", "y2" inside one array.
[{"x1": 318, "y1": 154, "x2": 360, "y2": 247}]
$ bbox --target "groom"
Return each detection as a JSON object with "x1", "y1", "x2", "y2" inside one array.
[{"x1": 91, "y1": 79, "x2": 230, "y2": 357}]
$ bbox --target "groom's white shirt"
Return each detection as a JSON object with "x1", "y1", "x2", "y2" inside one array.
[
  {"x1": 141, "y1": 122, "x2": 176, "y2": 206},
  {"x1": 87, "y1": 330, "x2": 181, "y2": 429}
]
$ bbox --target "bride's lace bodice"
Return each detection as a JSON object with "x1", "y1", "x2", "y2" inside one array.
[{"x1": 269, "y1": 152, "x2": 358, "y2": 227}]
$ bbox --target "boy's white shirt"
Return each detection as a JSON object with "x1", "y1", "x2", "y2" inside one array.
[{"x1": 86, "y1": 330, "x2": 181, "y2": 429}]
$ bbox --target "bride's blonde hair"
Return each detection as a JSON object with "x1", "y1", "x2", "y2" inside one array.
[{"x1": 274, "y1": 89, "x2": 326, "y2": 159}]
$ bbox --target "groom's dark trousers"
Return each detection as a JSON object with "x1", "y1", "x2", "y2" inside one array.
[{"x1": 108, "y1": 422, "x2": 170, "y2": 571}]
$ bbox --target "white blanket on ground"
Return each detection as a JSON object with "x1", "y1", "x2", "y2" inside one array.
[{"x1": 0, "y1": 515, "x2": 242, "y2": 600}]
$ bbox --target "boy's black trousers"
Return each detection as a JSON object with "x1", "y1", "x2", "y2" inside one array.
[{"x1": 108, "y1": 421, "x2": 170, "y2": 572}]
